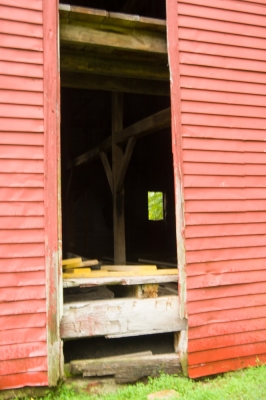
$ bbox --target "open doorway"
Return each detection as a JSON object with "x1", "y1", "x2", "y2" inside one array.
[{"x1": 59, "y1": 0, "x2": 184, "y2": 381}]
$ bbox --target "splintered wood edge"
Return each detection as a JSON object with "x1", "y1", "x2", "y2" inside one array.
[{"x1": 63, "y1": 274, "x2": 178, "y2": 287}]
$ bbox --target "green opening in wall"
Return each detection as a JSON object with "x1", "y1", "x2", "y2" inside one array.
[{"x1": 148, "y1": 192, "x2": 164, "y2": 221}]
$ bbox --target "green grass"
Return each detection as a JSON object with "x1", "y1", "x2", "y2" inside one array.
[{"x1": 24, "y1": 365, "x2": 266, "y2": 400}]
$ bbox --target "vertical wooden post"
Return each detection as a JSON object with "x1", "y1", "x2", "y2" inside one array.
[{"x1": 112, "y1": 93, "x2": 126, "y2": 264}]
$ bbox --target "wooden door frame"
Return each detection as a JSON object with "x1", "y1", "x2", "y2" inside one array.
[{"x1": 43, "y1": 0, "x2": 63, "y2": 386}]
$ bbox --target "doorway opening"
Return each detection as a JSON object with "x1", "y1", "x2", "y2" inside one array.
[{"x1": 59, "y1": 0, "x2": 184, "y2": 382}]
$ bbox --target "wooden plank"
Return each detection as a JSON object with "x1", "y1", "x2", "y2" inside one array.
[
  {"x1": 0, "y1": 299, "x2": 46, "y2": 317},
  {"x1": 100, "y1": 152, "x2": 113, "y2": 193},
  {"x1": 71, "y1": 351, "x2": 152, "y2": 373},
  {"x1": 71, "y1": 353, "x2": 181, "y2": 383},
  {"x1": 178, "y1": 14, "x2": 266, "y2": 41},
  {"x1": 60, "y1": 20, "x2": 167, "y2": 55},
  {"x1": 60, "y1": 295, "x2": 186, "y2": 339},
  {"x1": 180, "y1": 0, "x2": 266, "y2": 17},
  {"x1": 60, "y1": 51, "x2": 169, "y2": 81},
  {"x1": 64, "y1": 268, "x2": 178, "y2": 279},
  {"x1": 178, "y1": 1, "x2": 266, "y2": 25},
  {"x1": 0, "y1": 257, "x2": 45, "y2": 273},
  {"x1": 0, "y1": 118, "x2": 44, "y2": 133},
  {"x1": 0, "y1": 48, "x2": 43, "y2": 65},
  {"x1": 71, "y1": 108, "x2": 170, "y2": 168},
  {"x1": 0, "y1": 271, "x2": 45, "y2": 288},
  {"x1": 0, "y1": 216, "x2": 44, "y2": 230},
  {"x1": 0, "y1": 356, "x2": 47, "y2": 376},
  {"x1": 185, "y1": 199, "x2": 266, "y2": 213},
  {"x1": 116, "y1": 137, "x2": 136, "y2": 194},
  {"x1": 61, "y1": 71, "x2": 170, "y2": 96},
  {"x1": 0, "y1": 5, "x2": 43, "y2": 24},
  {"x1": 0, "y1": 0, "x2": 43, "y2": 11},
  {"x1": 0, "y1": 33, "x2": 43, "y2": 52},
  {"x1": 186, "y1": 234, "x2": 266, "y2": 251},
  {"x1": 184, "y1": 175, "x2": 266, "y2": 189},
  {"x1": 188, "y1": 354, "x2": 266, "y2": 379},
  {"x1": 0, "y1": 202, "x2": 44, "y2": 217},
  {"x1": 0, "y1": 145, "x2": 43, "y2": 160},
  {"x1": 186, "y1": 246, "x2": 266, "y2": 265},
  {"x1": 0, "y1": 327, "x2": 46, "y2": 346},
  {"x1": 0, "y1": 19, "x2": 43, "y2": 38},
  {"x1": 63, "y1": 273, "x2": 178, "y2": 288},
  {"x1": 184, "y1": 163, "x2": 266, "y2": 177},
  {"x1": 0, "y1": 285, "x2": 46, "y2": 302},
  {"x1": 0, "y1": 229, "x2": 44, "y2": 244},
  {"x1": 187, "y1": 270, "x2": 266, "y2": 289},
  {"x1": 189, "y1": 305, "x2": 266, "y2": 329},
  {"x1": 0, "y1": 313, "x2": 46, "y2": 331},
  {"x1": 0, "y1": 160, "x2": 44, "y2": 174},
  {"x1": 0, "y1": 372, "x2": 48, "y2": 391},
  {"x1": 186, "y1": 258, "x2": 266, "y2": 277},
  {"x1": 0, "y1": 133, "x2": 43, "y2": 146},
  {"x1": 178, "y1": 25, "x2": 266, "y2": 51},
  {"x1": 0, "y1": 104, "x2": 43, "y2": 119},
  {"x1": 62, "y1": 257, "x2": 82, "y2": 266},
  {"x1": 185, "y1": 187, "x2": 266, "y2": 201},
  {"x1": 0, "y1": 75, "x2": 43, "y2": 92},
  {"x1": 112, "y1": 93, "x2": 126, "y2": 265},
  {"x1": 0, "y1": 173, "x2": 43, "y2": 187},
  {"x1": 188, "y1": 318, "x2": 266, "y2": 340},
  {"x1": 182, "y1": 125, "x2": 266, "y2": 142}
]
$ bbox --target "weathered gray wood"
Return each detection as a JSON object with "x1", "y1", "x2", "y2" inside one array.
[
  {"x1": 60, "y1": 51, "x2": 169, "y2": 81},
  {"x1": 71, "y1": 351, "x2": 152, "y2": 374},
  {"x1": 116, "y1": 137, "x2": 136, "y2": 194},
  {"x1": 61, "y1": 72, "x2": 170, "y2": 96},
  {"x1": 112, "y1": 93, "x2": 126, "y2": 265},
  {"x1": 71, "y1": 353, "x2": 181, "y2": 383},
  {"x1": 63, "y1": 273, "x2": 178, "y2": 288},
  {"x1": 71, "y1": 108, "x2": 170, "y2": 168},
  {"x1": 100, "y1": 152, "x2": 113, "y2": 193},
  {"x1": 60, "y1": 295, "x2": 186, "y2": 339},
  {"x1": 60, "y1": 20, "x2": 167, "y2": 55},
  {"x1": 115, "y1": 107, "x2": 171, "y2": 145}
]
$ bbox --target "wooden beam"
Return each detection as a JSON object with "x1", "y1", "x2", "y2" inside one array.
[
  {"x1": 112, "y1": 93, "x2": 126, "y2": 265},
  {"x1": 71, "y1": 108, "x2": 171, "y2": 168},
  {"x1": 116, "y1": 107, "x2": 171, "y2": 145},
  {"x1": 60, "y1": 51, "x2": 169, "y2": 81},
  {"x1": 60, "y1": 72, "x2": 170, "y2": 96},
  {"x1": 60, "y1": 295, "x2": 186, "y2": 339},
  {"x1": 100, "y1": 152, "x2": 113, "y2": 193},
  {"x1": 116, "y1": 137, "x2": 136, "y2": 194},
  {"x1": 71, "y1": 353, "x2": 181, "y2": 384},
  {"x1": 60, "y1": 20, "x2": 167, "y2": 55}
]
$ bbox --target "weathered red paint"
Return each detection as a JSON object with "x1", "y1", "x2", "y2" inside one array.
[{"x1": 167, "y1": 0, "x2": 266, "y2": 377}]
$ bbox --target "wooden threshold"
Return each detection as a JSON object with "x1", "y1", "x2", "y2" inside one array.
[{"x1": 60, "y1": 295, "x2": 186, "y2": 339}]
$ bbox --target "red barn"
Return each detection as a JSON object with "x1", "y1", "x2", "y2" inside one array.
[{"x1": 1, "y1": 0, "x2": 266, "y2": 391}]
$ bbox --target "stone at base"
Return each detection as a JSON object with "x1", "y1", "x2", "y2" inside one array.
[{"x1": 147, "y1": 389, "x2": 180, "y2": 399}]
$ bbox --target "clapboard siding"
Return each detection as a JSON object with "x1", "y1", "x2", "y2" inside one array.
[
  {"x1": 0, "y1": 0, "x2": 48, "y2": 390},
  {"x1": 167, "y1": 0, "x2": 266, "y2": 378}
]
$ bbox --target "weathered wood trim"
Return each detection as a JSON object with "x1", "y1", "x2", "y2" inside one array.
[
  {"x1": 60, "y1": 51, "x2": 169, "y2": 81},
  {"x1": 60, "y1": 295, "x2": 186, "y2": 339},
  {"x1": 71, "y1": 108, "x2": 171, "y2": 168},
  {"x1": 43, "y1": 0, "x2": 62, "y2": 386},
  {"x1": 61, "y1": 72, "x2": 170, "y2": 96},
  {"x1": 166, "y1": 0, "x2": 188, "y2": 375},
  {"x1": 63, "y1": 273, "x2": 178, "y2": 288}
]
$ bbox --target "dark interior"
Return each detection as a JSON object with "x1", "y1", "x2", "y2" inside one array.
[{"x1": 61, "y1": 90, "x2": 177, "y2": 264}]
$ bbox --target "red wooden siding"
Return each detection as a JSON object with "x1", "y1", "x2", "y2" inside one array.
[
  {"x1": 0, "y1": 0, "x2": 48, "y2": 390},
  {"x1": 167, "y1": 0, "x2": 266, "y2": 378}
]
